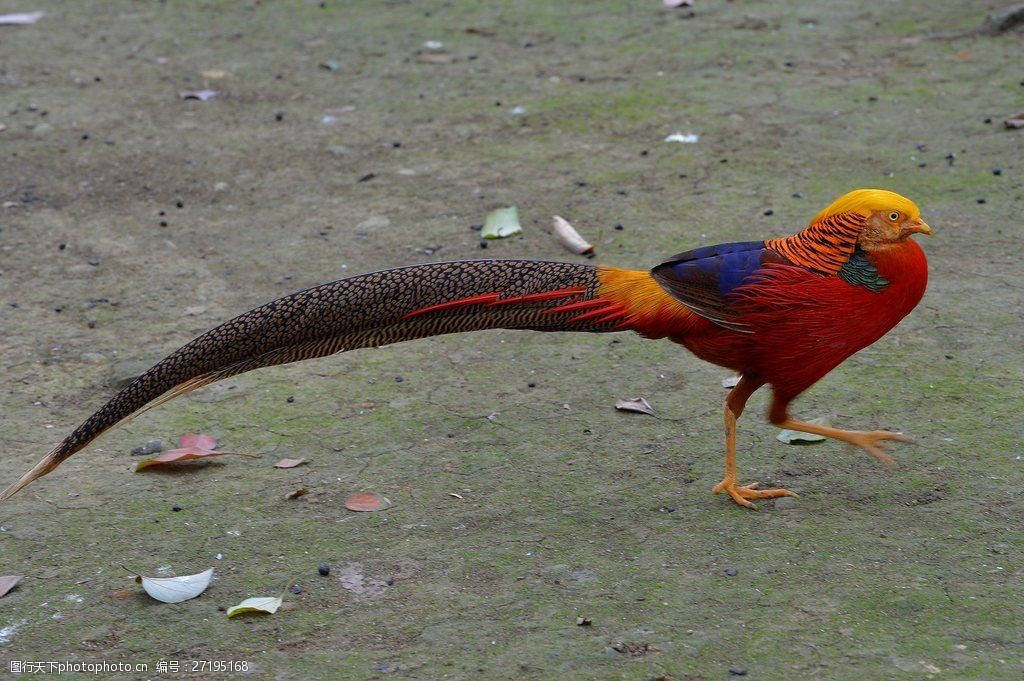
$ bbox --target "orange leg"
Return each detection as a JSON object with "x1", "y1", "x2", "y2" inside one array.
[
  {"x1": 772, "y1": 417, "x2": 908, "y2": 467},
  {"x1": 712, "y1": 376, "x2": 798, "y2": 510}
]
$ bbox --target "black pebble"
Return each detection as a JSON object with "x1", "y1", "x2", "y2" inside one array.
[
  {"x1": 724, "y1": 568, "x2": 738, "y2": 577},
  {"x1": 945, "y1": 354, "x2": 953, "y2": 359},
  {"x1": 977, "y1": 198, "x2": 986, "y2": 204},
  {"x1": 919, "y1": 162, "x2": 927, "y2": 168},
  {"x1": 159, "y1": 220, "x2": 168, "y2": 227},
  {"x1": 81, "y1": 134, "x2": 90, "y2": 140},
  {"x1": 58, "y1": 242, "x2": 66, "y2": 250},
  {"x1": 728, "y1": 669, "x2": 748, "y2": 676},
  {"x1": 868, "y1": 96, "x2": 878, "y2": 102},
  {"x1": 763, "y1": 209, "x2": 773, "y2": 216},
  {"x1": 289, "y1": 584, "x2": 303, "y2": 594},
  {"x1": 528, "y1": 382, "x2": 537, "y2": 388},
  {"x1": 392, "y1": 141, "x2": 402, "y2": 148},
  {"x1": 993, "y1": 168, "x2": 1002, "y2": 176},
  {"x1": 479, "y1": 239, "x2": 487, "y2": 249},
  {"x1": 176, "y1": 200, "x2": 184, "y2": 208},
  {"x1": 159, "y1": 210, "x2": 165, "y2": 216},
  {"x1": 286, "y1": 396, "x2": 295, "y2": 403},
  {"x1": 640, "y1": 150, "x2": 648, "y2": 156},
  {"x1": 275, "y1": 112, "x2": 284, "y2": 121},
  {"x1": 318, "y1": 564, "x2": 330, "y2": 576},
  {"x1": 470, "y1": 223, "x2": 483, "y2": 231},
  {"x1": 386, "y1": 577, "x2": 395, "y2": 586},
  {"x1": 395, "y1": 376, "x2": 404, "y2": 382},
  {"x1": 614, "y1": 224, "x2": 624, "y2": 231},
  {"x1": 984, "y1": 117, "x2": 992, "y2": 124},
  {"x1": 792, "y1": 192, "x2": 804, "y2": 198},
  {"x1": 358, "y1": 172, "x2": 376, "y2": 182},
  {"x1": 172, "y1": 505, "x2": 182, "y2": 512},
  {"x1": 88, "y1": 260, "x2": 99, "y2": 267}
]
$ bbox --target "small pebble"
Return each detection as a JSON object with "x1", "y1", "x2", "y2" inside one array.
[
  {"x1": 391, "y1": 141, "x2": 402, "y2": 148},
  {"x1": 58, "y1": 242, "x2": 66, "y2": 251},
  {"x1": 614, "y1": 224, "x2": 624, "y2": 231},
  {"x1": 728, "y1": 668, "x2": 748, "y2": 676},
  {"x1": 318, "y1": 564, "x2": 330, "y2": 576},
  {"x1": 171, "y1": 505, "x2": 183, "y2": 512},
  {"x1": 130, "y1": 440, "x2": 165, "y2": 456},
  {"x1": 527, "y1": 382, "x2": 537, "y2": 388},
  {"x1": 159, "y1": 220, "x2": 168, "y2": 227},
  {"x1": 984, "y1": 117, "x2": 992, "y2": 124},
  {"x1": 395, "y1": 376, "x2": 404, "y2": 382},
  {"x1": 176, "y1": 200, "x2": 184, "y2": 208},
  {"x1": 792, "y1": 192, "x2": 804, "y2": 198},
  {"x1": 0, "y1": 523, "x2": 12, "y2": 532},
  {"x1": 275, "y1": 112, "x2": 284, "y2": 121},
  {"x1": 976, "y1": 198, "x2": 986, "y2": 204},
  {"x1": 286, "y1": 396, "x2": 295, "y2": 403},
  {"x1": 470, "y1": 223, "x2": 483, "y2": 231},
  {"x1": 358, "y1": 172, "x2": 376, "y2": 182},
  {"x1": 724, "y1": 568, "x2": 738, "y2": 577},
  {"x1": 289, "y1": 584, "x2": 303, "y2": 594},
  {"x1": 992, "y1": 168, "x2": 1002, "y2": 176},
  {"x1": 763, "y1": 209, "x2": 774, "y2": 216},
  {"x1": 386, "y1": 577, "x2": 395, "y2": 586},
  {"x1": 479, "y1": 239, "x2": 488, "y2": 249}
]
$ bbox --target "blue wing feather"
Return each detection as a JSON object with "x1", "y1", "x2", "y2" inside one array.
[{"x1": 650, "y1": 240, "x2": 781, "y2": 331}]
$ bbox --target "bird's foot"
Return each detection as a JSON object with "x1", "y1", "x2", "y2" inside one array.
[
  {"x1": 712, "y1": 479, "x2": 798, "y2": 510},
  {"x1": 839, "y1": 430, "x2": 910, "y2": 468}
]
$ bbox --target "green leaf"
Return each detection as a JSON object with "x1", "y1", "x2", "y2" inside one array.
[
  {"x1": 226, "y1": 594, "x2": 283, "y2": 617},
  {"x1": 481, "y1": 207, "x2": 522, "y2": 239}
]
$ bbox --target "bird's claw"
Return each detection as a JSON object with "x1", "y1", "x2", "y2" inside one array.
[
  {"x1": 713, "y1": 479, "x2": 799, "y2": 510},
  {"x1": 844, "y1": 430, "x2": 911, "y2": 467}
]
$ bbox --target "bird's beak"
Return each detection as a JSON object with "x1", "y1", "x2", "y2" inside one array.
[{"x1": 909, "y1": 219, "x2": 932, "y2": 236}]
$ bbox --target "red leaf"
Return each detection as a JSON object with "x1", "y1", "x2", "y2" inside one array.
[
  {"x1": 0, "y1": 575, "x2": 22, "y2": 598},
  {"x1": 135, "y1": 446, "x2": 256, "y2": 471},
  {"x1": 344, "y1": 492, "x2": 391, "y2": 512},
  {"x1": 178, "y1": 433, "x2": 216, "y2": 450},
  {"x1": 273, "y1": 458, "x2": 308, "y2": 469}
]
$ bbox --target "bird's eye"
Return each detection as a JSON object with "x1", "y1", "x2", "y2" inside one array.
[{"x1": 888, "y1": 211, "x2": 900, "y2": 222}]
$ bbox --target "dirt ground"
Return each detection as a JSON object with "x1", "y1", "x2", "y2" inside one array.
[{"x1": 1, "y1": 1, "x2": 1022, "y2": 679}]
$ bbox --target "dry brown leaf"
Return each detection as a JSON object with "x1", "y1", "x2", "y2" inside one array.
[
  {"x1": 1004, "y1": 113, "x2": 1024, "y2": 129},
  {"x1": 286, "y1": 488, "x2": 309, "y2": 500},
  {"x1": 615, "y1": 397, "x2": 655, "y2": 416},
  {"x1": 0, "y1": 575, "x2": 22, "y2": 598},
  {"x1": 416, "y1": 52, "x2": 452, "y2": 64},
  {"x1": 551, "y1": 215, "x2": 595, "y2": 256},
  {"x1": 344, "y1": 492, "x2": 392, "y2": 512},
  {"x1": 273, "y1": 458, "x2": 308, "y2": 469}
]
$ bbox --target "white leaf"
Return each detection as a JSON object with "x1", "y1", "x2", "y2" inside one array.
[
  {"x1": 226, "y1": 595, "x2": 283, "y2": 617},
  {"x1": 665, "y1": 132, "x2": 699, "y2": 143},
  {"x1": 552, "y1": 216, "x2": 594, "y2": 255},
  {"x1": 615, "y1": 397, "x2": 655, "y2": 416},
  {"x1": 0, "y1": 12, "x2": 44, "y2": 25},
  {"x1": 139, "y1": 568, "x2": 213, "y2": 603}
]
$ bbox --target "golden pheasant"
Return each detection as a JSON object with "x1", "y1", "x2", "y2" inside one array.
[{"x1": 0, "y1": 189, "x2": 931, "y2": 509}]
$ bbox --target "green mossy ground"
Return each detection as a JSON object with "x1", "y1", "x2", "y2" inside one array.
[{"x1": 0, "y1": 1, "x2": 1021, "y2": 679}]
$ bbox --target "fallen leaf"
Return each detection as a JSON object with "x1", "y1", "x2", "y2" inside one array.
[
  {"x1": 137, "y1": 568, "x2": 213, "y2": 603},
  {"x1": 178, "y1": 433, "x2": 216, "y2": 450},
  {"x1": 776, "y1": 417, "x2": 829, "y2": 444},
  {"x1": 109, "y1": 589, "x2": 134, "y2": 600},
  {"x1": 344, "y1": 492, "x2": 392, "y2": 512},
  {"x1": 179, "y1": 89, "x2": 218, "y2": 101},
  {"x1": 0, "y1": 11, "x2": 44, "y2": 25},
  {"x1": 201, "y1": 69, "x2": 228, "y2": 79},
  {"x1": 286, "y1": 487, "x2": 309, "y2": 500},
  {"x1": 226, "y1": 594, "x2": 283, "y2": 617},
  {"x1": 274, "y1": 458, "x2": 308, "y2": 469},
  {"x1": 0, "y1": 575, "x2": 22, "y2": 598},
  {"x1": 615, "y1": 397, "x2": 655, "y2": 416},
  {"x1": 135, "y1": 434, "x2": 255, "y2": 470},
  {"x1": 552, "y1": 215, "x2": 595, "y2": 256},
  {"x1": 722, "y1": 376, "x2": 740, "y2": 388},
  {"x1": 665, "y1": 132, "x2": 699, "y2": 143},
  {"x1": 1004, "y1": 113, "x2": 1024, "y2": 129},
  {"x1": 319, "y1": 60, "x2": 340, "y2": 71},
  {"x1": 481, "y1": 207, "x2": 522, "y2": 239},
  {"x1": 663, "y1": 0, "x2": 694, "y2": 7},
  {"x1": 576, "y1": 616, "x2": 592, "y2": 626},
  {"x1": 416, "y1": 52, "x2": 452, "y2": 64}
]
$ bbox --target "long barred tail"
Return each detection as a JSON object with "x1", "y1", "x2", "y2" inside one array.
[{"x1": 1, "y1": 259, "x2": 648, "y2": 501}]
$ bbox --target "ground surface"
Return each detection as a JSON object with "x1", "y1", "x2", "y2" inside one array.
[{"x1": 0, "y1": 1, "x2": 1022, "y2": 679}]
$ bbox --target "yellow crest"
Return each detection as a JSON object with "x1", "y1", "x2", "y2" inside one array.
[{"x1": 812, "y1": 189, "x2": 920, "y2": 224}]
